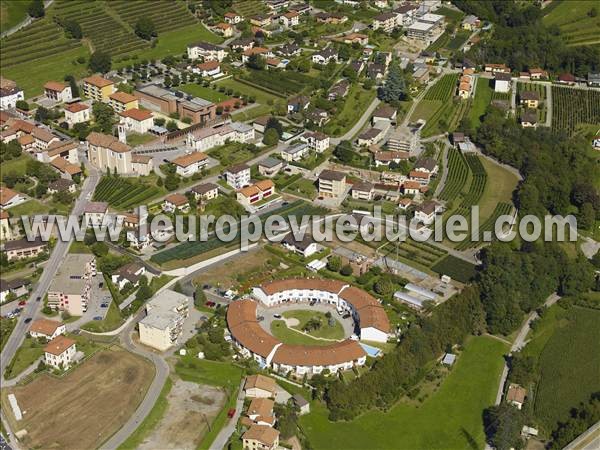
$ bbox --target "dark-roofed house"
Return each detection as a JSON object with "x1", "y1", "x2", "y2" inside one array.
[
  {"x1": 3, "y1": 237, "x2": 47, "y2": 261},
  {"x1": 328, "y1": 79, "x2": 350, "y2": 101},
  {"x1": 111, "y1": 262, "x2": 146, "y2": 290},
  {"x1": 84, "y1": 201, "x2": 108, "y2": 227},
  {"x1": 190, "y1": 182, "x2": 219, "y2": 202},
  {"x1": 281, "y1": 232, "x2": 318, "y2": 258},
  {"x1": 187, "y1": 42, "x2": 227, "y2": 61},
  {"x1": 414, "y1": 157, "x2": 439, "y2": 174},
  {"x1": 47, "y1": 178, "x2": 76, "y2": 194},
  {"x1": 521, "y1": 110, "x2": 538, "y2": 128},
  {"x1": 352, "y1": 180, "x2": 374, "y2": 201},
  {"x1": 225, "y1": 163, "x2": 251, "y2": 189},
  {"x1": 367, "y1": 63, "x2": 386, "y2": 81},
  {"x1": 358, "y1": 127, "x2": 384, "y2": 146},
  {"x1": 318, "y1": 170, "x2": 346, "y2": 198},
  {"x1": 372, "y1": 105, "x2": 397, "y2": 124},
  {"x1": 414, "y1": 200, "x2": 442, "y2": 225},
  {"x1": 287, "y1": 95, "x2": 311, "y2": 114},
  {"x1": 519, "y1": 91, "x2": 540, "y2": 109},
  {"x1": 292, "y1": 394, "x2": 310, "y2": 415},
  {"x1": 258, "y1": 157, "x2": 284, "y2": 177},
  {"x1": 312, "y1": 47, "x2": 338, "y2": 65}
]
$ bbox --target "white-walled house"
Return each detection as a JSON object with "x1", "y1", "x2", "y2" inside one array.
[
  {"x1": 44, "y1": 335, "x2": 77, "y2": 369},
  {"x1": 414, "y1": 200, "x2": 442, "y2": 225},
  {"x1": 44, "y1": 81, "x2": 72, "y2": 103},
  {"x1": 171, "y1": 151, "x2": 209, "y2": 177},
  {"x1": 494, "y1": 73, "x2": 511, "y2": 93},
  {"x1": 64, "y1": 103, "x2": 90, "y2": 125},
  {"x1": 119, "y1": 108, "x2": 154, "y2": 134},
  {"x1": 30, "y1": 319, "x2": 66, "y2": 340},
  {"x1": 187, "y1": 42, "x2": 227, "y2": 61},
  {"x1": 225, "y1": 163, "x2": 251, "y2": 189},
  {"x1": 301, "y1": 131, "x2": 330, "y2": 153}
]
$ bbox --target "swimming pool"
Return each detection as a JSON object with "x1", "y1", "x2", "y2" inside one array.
[{"x1": 360, "y1": 343, "x2": 382, "y2": 357}]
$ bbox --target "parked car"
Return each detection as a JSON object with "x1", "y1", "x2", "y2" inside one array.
[
  {"x1": 98, "y1": 282, "x2": 104, "y2": 288},
  {"x1": 205, "y1": 301, "x2": 216, "y2": 308},
  {"x1": 274, "y1": 314, "x2": 282, "y2": 319},
  {"x1": 203, "y1": 284, "x2": 211, "y2": 289},
  {"x1": 18, "y1": 301, "x2": 26, "y2": 306},
  {"x1": 227, "y1": 408, "x2": 236, "y2": 419},
  {"x1": 100, "y1": 303, "x2": 109, "y2": 308},
  {"x1": 36, "y1": 296, "x2": 41, "y2": 302},
  {"x1": 93, "y1": 316, "x2": 102, "y2": 321},
  {"x1": 24, "y1": 317, "x2": 32, "y2": 323}
]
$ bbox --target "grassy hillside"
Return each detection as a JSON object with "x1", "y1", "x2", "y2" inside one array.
[
  {"x1": 300, "y1": 336, "x2": 508, "y2": 450},
  {"x1": 0, "y1": 0, "x2": 30, "y2": 32},
  {"x1": 543, "y1": 0, "x2": 600, "y2": 47},
  {"x1": 0, "y1": 0, "x2": 221, "y2": 97}
]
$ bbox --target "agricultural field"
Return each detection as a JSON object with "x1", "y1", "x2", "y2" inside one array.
[
  {"x1": 232, "y1": 0, "x2": 268, "y2": 17},
  {"x1": 300, "y1": 336, "x2": 508, "y2": 450},
  {"x1": 446, "y1": 154, "x2": 487, "y2": 220},
  {"x1": 93, "y1": 176, "x2": 162, "y2": 210},
  {"x1": 543, "y1": 0, "x2": 600, "y2": 46},
  {"x1": 384, "y1": 239, "x2": 448, "y2": 270},
  {"x1": 411, "y1": 74, "x2": 461, "y2": 137},
  {"x1": 431, "y1": 255, "x2": 477, "y2": 283},
  {"x1": 2, "y1": 347, "x2": 154, "y2": 450},
  {"x1": 52, "y1": 0, "x2": 148, "y2": 57},
  {"x1": 109, "y1": 0, "x2": 197, "y2": 34},
  {"x1": 438, "y1": 148, "x2": 469, "y2": 202},
  {"x1": 551, "y1": 87, "x2": 600, "y2": 135},
  {"x1": 524, "y1": 301, "x2": 600, "y2": 433}
]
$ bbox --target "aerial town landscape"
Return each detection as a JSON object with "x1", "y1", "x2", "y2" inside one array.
[{"x1": 0, "y1": 0, "x2": 599, "y2": 449}]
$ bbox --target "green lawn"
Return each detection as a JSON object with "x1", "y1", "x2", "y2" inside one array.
[
  {"x1": 126, "y1": 133, "x2": 156, "y2": 147},
  {"x1": 477, "y1": 157, "x2": 518, "y2": 220},
  {"x1": 232, "y1": 103, "x2": 272, "y2": 122},
  {"x1": 80, "y1": 301, "x2": 124, "y2": 333},
  {"x1": 178, "y1": 84, "x2": 231, "y2": 103},
  {"x1": 282, "y1": 309, "x2": 345, "y2": 340},
  {"x1": 118, "y1": 377, "x2": 173, "y2": 450},
  {"x1": 2, "y1": 45, "x2": 89, "y2": 98},
  {"x1": 533, "y1": 304, "x2": 600, "y2": 431},
  {"x1": 323, "y1": 84, "x2": 377, "y2": 137},
  {"x1": 175, "y1": 356, "x2": 243, "y2": 388},
  {"x1": 468, "y1": 77, "x2": 493, "y2": 129},
  {"x1": 8, "y1": 199, "x2": 51, "y2": 216},
  {"x1": 4, "y1": 336, "x2": 44, "y2": 380},
  {"x1": 271, "y1": 319, "x2": 344, "y2": 346},
  {"x1": 215, "y1": 78, "x2": 280, "y2": 106},
  {"x1": 300, "y1": 336, "x2": 508, "y2": 450},
  {"x1": 283, "y1": 177, "x2": 317, "y2": 200},
  {"x1": 0, "y1": 155, "x2": 31, "y2": 181},
  {"x1": 209, "y1": 142, "x2": 258, "y2": 166},
  {"x1": 114, "y1": 23, "x2": 223, "y2": 68},
  {"x1": 1, "y1": 0, "x2": 30, "y2": 31}
]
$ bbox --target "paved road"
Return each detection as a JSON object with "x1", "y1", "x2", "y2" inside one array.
[
  {"x1": 99, "y1": 311, "x2": 170, "y2": 450},
  {"x1": 331, "y1": 96, "x2": 381, "y2": 145},
  {"x1": 0, "y1": 167, "x2": 101, "y2": 379},
  {"x1": 493, "y1": 292, "x2": 561, "y2": 405},
  {"x1": 433, "y1": 142, "x2": 450, "y2": 198},
  {"x1": 209, "y1": 379, "x2": 245, "y2": 450},
  {"x1": 564, "y1": 421, "x2": 600, "y2": 450}
]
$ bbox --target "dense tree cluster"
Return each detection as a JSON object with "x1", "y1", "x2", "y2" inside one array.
[
  {"x1": 377, "y1": 60, "x2": 408, "y2": 105},
  {"x1": 326, "y1": 287, "x2": 486, "y2": 419},
  {"x1": 483, "y1": 403, "x2": 526, "y2": 450},
  {"x1": 454, "y1": 0, "x2": 599, "y2": 76},
  {"x1": 475, "y1": 108, "x2": 599, "y2": 223},
  {"x1": 89, "y1": 51, "x2": 112, "y2": 74},
  {"x1": 549, "y1": 392, "x2": 600, "y2": 449},
  {"x1": 134, "y1": 17, "x2": 157, "y2": 41}
]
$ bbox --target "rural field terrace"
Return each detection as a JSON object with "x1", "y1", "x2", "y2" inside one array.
[{"x1": 1, "y1": 347, "x2": 154, "y2": 450}]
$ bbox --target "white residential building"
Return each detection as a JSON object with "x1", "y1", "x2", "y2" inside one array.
[
  {"x1": 44, "y1": 336, "x2": 77, "y2": 369},
  {"x1": 64, "y1": 103, "x2": 90, "y2": 125},
  {"x1": 301, "y1": 131, "x2": 330, "y2": 153},
  {"x1": 47, "y1": 254, "x2": 96, "y2": 316},
  {"x1": 119, "y1": 108, "x2": 154, "y2": 134},
  {"x1": 187, "y1": 42, "x2": 227, "y2": 61},
  {"x1": 171, "y1": 151, "x2": 209, "y2": 177},
  {"x1": 281, "y1": 143, "x2": 309, "y2": 162},
  {"x1": 225, "y1": 163, "x2": 251, "y2": 189},
  {"x1": 185, "y1": 122, "x2": 254, "y2": 152},
  {"x1": 29, "y1": 319, "x2": 66, "y2": 340},
  {"x1": 0, "y1": 78, "x2": 24, "y2": 109},
  {"x1": 44, "y1": 81, "x2": 72, "y2": 103},
  {"x1": 139, "y1": 290, "x2": 190, "y2": 351}
]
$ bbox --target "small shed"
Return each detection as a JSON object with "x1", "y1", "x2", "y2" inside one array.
[
  {"x1": 292, "y1": 394, "x2": 310, "y2": 415},
  {"x1": 442, "y1": 353, "x2": 456, "y2": 366}
]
